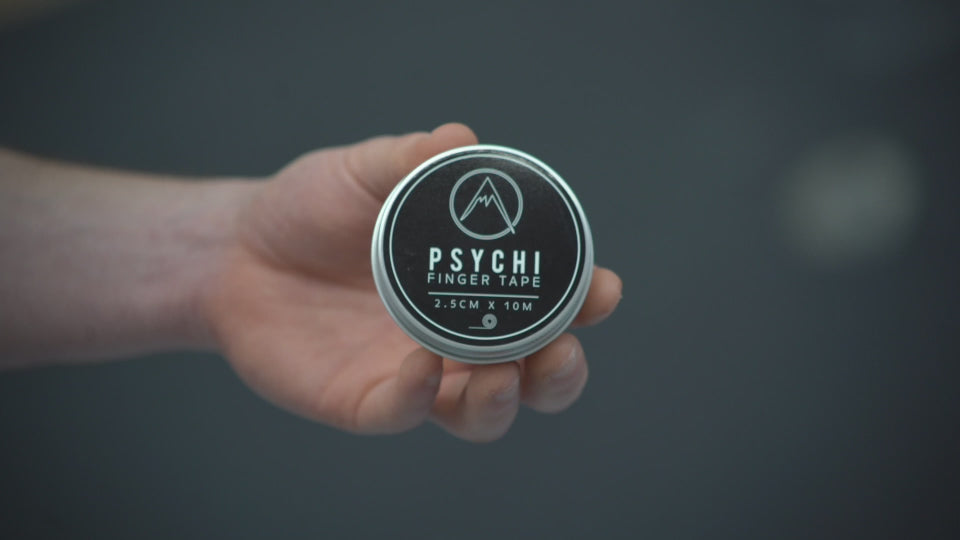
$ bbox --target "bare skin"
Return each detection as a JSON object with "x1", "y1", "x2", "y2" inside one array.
[{"x1": 0, "y1": 123, "x2": 622, "y2": 442}]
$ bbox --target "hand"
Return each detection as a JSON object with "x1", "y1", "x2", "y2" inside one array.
[{"x1": 204, "y1": 124, "x2": 622, "y2": 442}]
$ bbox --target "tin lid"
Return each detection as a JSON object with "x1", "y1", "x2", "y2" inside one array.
[{"x1": 372, "y1": 145, "x2": 593, "y2": 364}]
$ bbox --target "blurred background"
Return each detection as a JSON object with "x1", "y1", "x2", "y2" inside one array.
[{"x1": 1, "y1": 1, "x2": 958, "y2": 538}]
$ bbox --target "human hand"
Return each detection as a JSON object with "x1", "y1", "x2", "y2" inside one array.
[{"x1": 204, "y1": 124, "x2": 622, "y2": 442}]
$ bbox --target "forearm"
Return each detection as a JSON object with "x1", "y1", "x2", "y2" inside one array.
[{"x1": 0, "y1": 148, "x2": 257, "y2": 369}]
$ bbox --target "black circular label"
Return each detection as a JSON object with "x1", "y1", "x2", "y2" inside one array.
[{"x1": 383, "y1": 148, "x2": 586, "y2": 346}]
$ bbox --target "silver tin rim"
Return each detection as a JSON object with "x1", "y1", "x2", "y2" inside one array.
[{"x1": 371, "y1": 144, "x2": 594, "y2": 364}]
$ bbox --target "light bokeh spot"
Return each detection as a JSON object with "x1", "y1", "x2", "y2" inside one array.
[{"x1": 781, "y1": 133, "x2": 922, "y2": 268}]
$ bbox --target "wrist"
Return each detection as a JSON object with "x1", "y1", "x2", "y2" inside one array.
[
  {"x1": 0, "y1": 149, "x2": 263, "y2": 367},
  {"x1": 165, "y1": 178, "x2": 261, "y2": 351}
]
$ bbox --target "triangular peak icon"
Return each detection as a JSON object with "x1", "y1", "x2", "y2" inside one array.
[{"x1": 458, "y1": 176, "x2": 516, "y2": 234}]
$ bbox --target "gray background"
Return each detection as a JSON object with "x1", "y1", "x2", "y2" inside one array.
[{"x1": 1, "y1": 1, "x2": 958, "y2": 538}]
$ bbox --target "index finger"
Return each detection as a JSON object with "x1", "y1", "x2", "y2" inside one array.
[{"x1": 572, "y1": 266, "x2": 622, "y2": 327}]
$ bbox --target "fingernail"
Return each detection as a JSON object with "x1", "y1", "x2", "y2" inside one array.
[
  {"x1": 549, "y1": 345, "x2": 581, "y2": 382},
  {"x1": 493, "y1": 378, "x2": 519, "y2": 403}
]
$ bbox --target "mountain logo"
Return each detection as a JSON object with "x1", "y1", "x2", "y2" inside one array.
[{"x1": 448, "y1": 168, "x2": 524, "y2": 240}]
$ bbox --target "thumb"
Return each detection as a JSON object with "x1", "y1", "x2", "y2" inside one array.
[
  {"x1": 343, "y1": 123, "x2": 478, "y2": 202},
  {"x1": 352, "y1": 347, "x2": 445, "y2": 434}
]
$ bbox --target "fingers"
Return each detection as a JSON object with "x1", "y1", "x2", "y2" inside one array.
[
  {"x1": 353, "y1": 348, "x2": 443, "y2": 434},
  {"x1": 520, "y1": 334, "x2": 588, "y2": 413},
  {"x1": 572, "y1": 266, "x2": 623, "y2": 327},
  {"x1": 345, "y1": 122, "x2": 478, "y2": 201},
  {"x1": 427, "y1": 334, "x2": 589, "y2": 441},
  {"x1": 430, "y1": 361, "x2": 521, "y2": 443},
  {"x1": 406, "y1": 123, "x2": 479, "y2": 174}
]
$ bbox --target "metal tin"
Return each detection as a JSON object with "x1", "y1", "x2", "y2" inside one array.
[{"x1": 371, "y1": 145, "x2": 593, "y2": 364}]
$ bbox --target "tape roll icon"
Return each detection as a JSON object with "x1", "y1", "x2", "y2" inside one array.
[{"x1": 470, "y1": 313, "x2": 498, "y2": 330}]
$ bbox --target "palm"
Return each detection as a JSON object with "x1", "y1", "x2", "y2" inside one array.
[
  {"x1": 211, "y1": 143, "x2": 432, "y2": 432},
  {"x1": 206, "y1": 125, "x2": 621, "y2": 441}
]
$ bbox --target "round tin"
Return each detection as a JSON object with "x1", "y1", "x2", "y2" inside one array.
[{"x1": 371, "y1": 145, "x2": 593, "y2": 364}]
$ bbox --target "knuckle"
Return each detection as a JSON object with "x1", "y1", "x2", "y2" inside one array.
[
  {"x1": 528, "y1": 372, "x2": 588, "y2": 414},
  {"x1": 545, "y1": 365, "x2": 587, "y2": 394}
]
